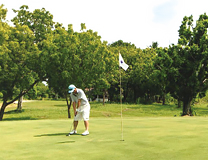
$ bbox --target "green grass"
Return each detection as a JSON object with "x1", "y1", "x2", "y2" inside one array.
[
  {"x1": 4, "y1": 100, "x2": 69, "y2": 120},
  {"x1": 3, "y1": 100, "x2": 183, "y2": 121},
  {"x1": 1, "y1": 100, "x2": 208, "y2": 159},
  {"x1": 1, "y1": 117, "x2": 208, "y2": 160}
]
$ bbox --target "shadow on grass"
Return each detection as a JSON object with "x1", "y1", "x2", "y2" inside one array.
[
  {"x1": 4, "y1": 109, "x2": 38, "y2": 121},
  {"x1": 34, "y1": 131, "x2": 77, "y2": 144},
  {"x1": 34, "y1": 133, "x2": 82, "y2": 137},
  {"x1": 4, "y1": 117, "x2": 38, "y2": 121},
  {"x1": 58, "y1": 141, "x2": 76, "y2": 144},
  {"x1": 34, "y1": 133, "x2": 68, "y2": 137},
  {"x1": 5, "y1": 109, "x2": 25, "y2": 114},
  {"x1": 54, "y1": 105, "x2": 66, "y2": 107},
  {"x1": 128, "y1": 103, "x2": 178, "y2": 110}
]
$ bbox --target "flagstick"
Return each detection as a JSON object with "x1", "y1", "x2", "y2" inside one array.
[
  {"x1": 119, "y1": 52, "x2": 129, "y2": 141},
  {"x1": 120, "y1": 66, "x2": 124, "y2": 141}
]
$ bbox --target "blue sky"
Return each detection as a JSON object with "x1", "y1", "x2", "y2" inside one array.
[
  {"x1": 153, "y1": 0, "x2": 177, "y2": 24},
  {"x1": 1, "y1": 0, "x2": 208, "y2": 49}
]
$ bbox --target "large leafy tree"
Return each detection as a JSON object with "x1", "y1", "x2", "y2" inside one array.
[
  {"x1": 92, "y1": 41, "x2": 117, "y2": 104},
  {"x1": 44, "y1": 23, "x2": 117, "y2": 117},
  {"x1": 42, "y1": 23, "x2": 78, "y2": 118},
  {"x1": 0, "y1": 5, "x2": 40, "y2": 120},
  {"x1": 128, "y1": 47, "x2": 157, "y2": 103},
  {"x1": 167, "y1": 14, "x2": 208, "y2": 115},
  {"x1": 12, "y1": 5, "x2": 54, "y2": 45},
  {"x1": 71, "y1": 24, "x2": 117, "y2": 104},
  {"x1": 12, "y1": 5, "x2": 54, "y2": 77},
  {"x1": 11, "y1": 5, "x2": 54, "y2": 107},
  {"x1": 109, "y1": 40, "x2": 135, "y2": 102},
  {"x1": 153, "y1": 46, "x2": 172, "y2": 105},
  {"x1": 0, "y1": 5, "x2": 54, "y2": 120}
]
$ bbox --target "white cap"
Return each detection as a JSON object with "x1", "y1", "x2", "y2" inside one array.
[{"x1": 68, "y1": 84, "x2": 76, "y2": 93}]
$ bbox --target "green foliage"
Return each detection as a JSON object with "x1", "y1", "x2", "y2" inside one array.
[
  {"x1": 12, "y1": 5, "x2": 54, "y2": 45},
  {"x1": 44, "y1": 23, "x2": 117, "y2": 101},
  {"x1": 0, "y1": 5, "x2": 55, "y2": 120},
  {"x1": 43, "y1": 23, "x2": 76, "y2": 96},
  {"x1": 0, "y1": 4, "x2": 7, "y2": 21},
  {"x1": 2, "y1": 4, "x2": 208, "y2": 119},
  {"x1": 0, "y1": 21, "x2": 39, "y2": 100},
  {"x1": 166, "y1": 14, "x2": 208, "y2": 115},
  {"x1": 24, "y1": 82, "x2": 50, "y2": 99}
]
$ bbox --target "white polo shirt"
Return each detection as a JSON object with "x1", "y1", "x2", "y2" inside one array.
[{"x1": 70, "y1": 88, "x2": 90, "y2": 108}]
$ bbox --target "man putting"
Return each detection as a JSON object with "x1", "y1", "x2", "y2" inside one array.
[{"x1": 68, "y1": 84, "x2": 90, "y2": 136}]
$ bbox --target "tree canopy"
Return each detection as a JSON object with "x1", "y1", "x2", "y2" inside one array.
[{"x1": 2, "y1": 4, "x2": 208, "y2": 120}]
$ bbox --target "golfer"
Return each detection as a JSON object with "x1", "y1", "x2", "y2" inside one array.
[{"x1": 68, "y1": 84, "x2": 90, "y2": 136}]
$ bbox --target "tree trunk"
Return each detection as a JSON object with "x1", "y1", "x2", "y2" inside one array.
[
  {"x1": 177, "y1": 99, "x2": 182, "y2": 108},
  {"x1": 103, "y1": 90, "x2": 105, "y2": 106},
  {"x1": 0, "y1": 101, "x2": 7, "y2": 121},
  {"x1": 55, "y1": 93, "x2": 58, "y2": 100},
  {"x1": 65, "y1": 92, "x2": 71, "y2": 118},
  {"x1": 133, "y1": 87, "x2": 137, "y2": 103},
  {"x1": 182, "y1": 98, "x2": 192, "y2": 116},
  {"x1": 17, "y1": 95, "x2": 23, "y2": 111},
  {"x1": 162, "y1": 94, "x2": 166, "y2": 105},
  {"x1": 0, "y1": 80, "x2": 39, "y2": 120}
]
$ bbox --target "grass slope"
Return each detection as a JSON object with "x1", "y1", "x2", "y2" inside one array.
[{"x1": 3, "y1": 100, "x2": 183, "y2": 121}]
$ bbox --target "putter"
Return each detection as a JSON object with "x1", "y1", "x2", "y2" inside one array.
[
  {"x1": 66, "y1": 121, "x2": 74, "y2": 136},
  {"x1": 66, "y1": 112, "x2": 77, "y2": 136}
]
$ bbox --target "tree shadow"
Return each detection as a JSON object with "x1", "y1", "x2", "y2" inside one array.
[
  {"x1": 54, "y1": 105, "x2": 66, "y2": 107},
  {"x1": 4, "y1": 117, "x2": 37, "y2": 121},
  {"x1": 128, "y1": 103, "x2": 177, "y2": 110},
  {"x1": 4, "y1": 109, "x2": 38, "y2": 121},
  {"x1": 5, "y1": 109, "x2": 25, "y2": 114}
]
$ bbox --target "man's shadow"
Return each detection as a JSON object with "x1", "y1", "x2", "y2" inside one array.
[
  {"x1": 34, "y1": 133, "x2": 68, "y2": 137},
  {"x1": 34, "y1": 132, "x2": 78, "y2": 143}
]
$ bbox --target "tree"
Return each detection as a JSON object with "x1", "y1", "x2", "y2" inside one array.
[
  {"x1": 153, "y1": 46, "x2": 171, "y2": 105},
  {"x1": 43, "y1": 23, "x2": 77, "y2": 118},
  {"x1": 0, "y1": 5, "x2": 54, "y2": 120},
  {"x1": 167, "y1": 14, "x2": 208, "y2": 115},
  {"x1": 73, "y1": 23, "x2": 117, "y2": 92},
  {"x1": 0, "y1": 14, "x2": 40, "y2": 120},
  {"x1": 46, "y1": 23, "x2": 117, "y2": 109},
  {"x1": 11, "y1": 5, "x2": 54, "y2": 108},
  {"x1": 12, "y1": 5, "x2": 54, "y2": 46},
  {"x1": 91, "y1": 41, "x2": 117, "y2": 105},
  {"x1": 12, "y1": 5, "x2": 54, "y2": 78},
  {"x1": 109, "y1": 41, "x2": 136, "y2": 102}
]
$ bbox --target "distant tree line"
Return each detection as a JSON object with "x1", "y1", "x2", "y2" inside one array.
[{"x1": 1, "y1": 4, "x2": 208, "y2": 120}]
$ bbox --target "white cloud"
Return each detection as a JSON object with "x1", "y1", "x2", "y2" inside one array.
[{"x1": 2, "y1": 0, "x2": 208, "y2": 49}]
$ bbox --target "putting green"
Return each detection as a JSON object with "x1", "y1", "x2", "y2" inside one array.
[{"x1": 1, "y1": 117, "x2": 208, "y2": 160}]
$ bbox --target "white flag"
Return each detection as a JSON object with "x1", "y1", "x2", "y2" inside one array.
[{"x1": 119, "y1": 53, "x2": 129, "y2": 71}]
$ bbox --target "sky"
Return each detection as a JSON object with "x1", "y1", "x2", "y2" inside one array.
[{"x1": 1, "y1": 0, "x2": 208, "y2": 49}]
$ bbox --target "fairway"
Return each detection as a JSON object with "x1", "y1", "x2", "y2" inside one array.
[{"x1": 1, "y1": 117, "x2": 208, "y2": 160}]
